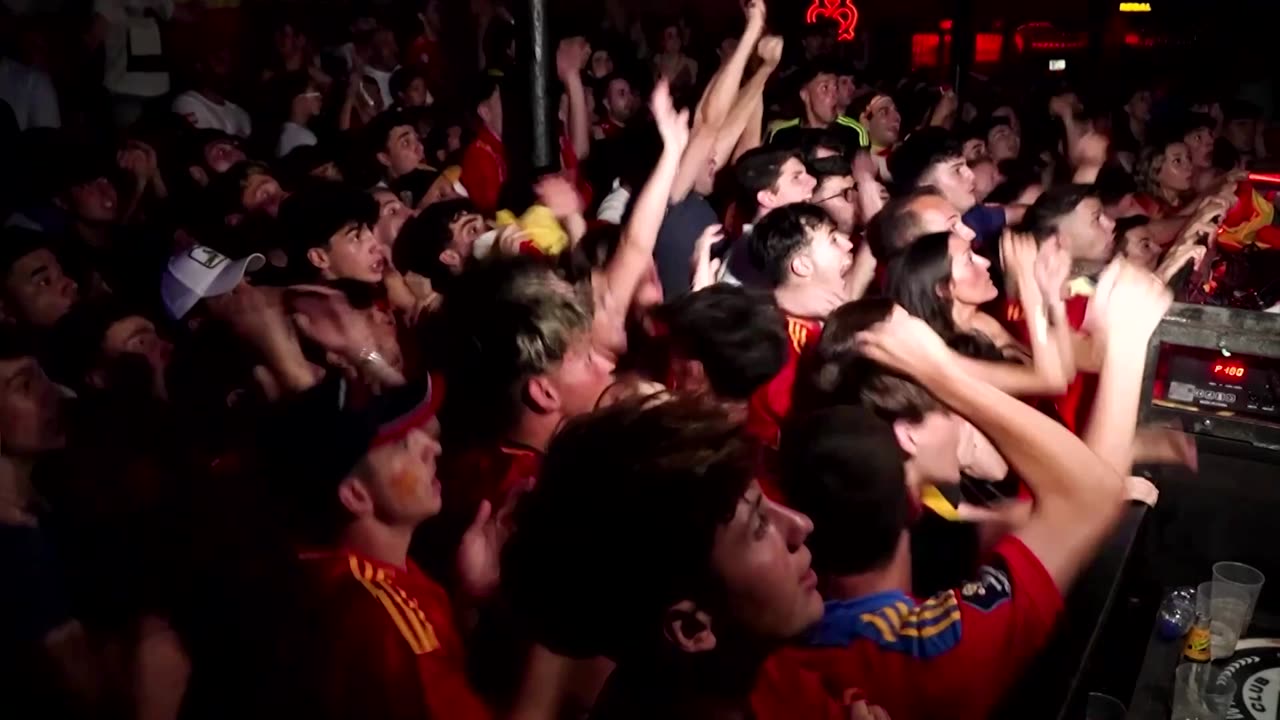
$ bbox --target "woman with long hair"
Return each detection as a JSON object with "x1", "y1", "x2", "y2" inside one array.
[
  {"x1": 1134, "y1": 139, "x2": 1194, "y2": 218},
  {"x1": 885, "y1": 230, "x2": 1075, "y2": 397}
]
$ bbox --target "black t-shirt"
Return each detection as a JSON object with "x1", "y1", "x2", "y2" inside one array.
[
  {"x1": 0, "y1": 521, "x2": 74, "y2": 718},
  {"x1": 766, "y1": 116, "x2": 868, "y2": 153},
  {"x1": 654, "y1": 193, "x2": 719, "y2": 300}
]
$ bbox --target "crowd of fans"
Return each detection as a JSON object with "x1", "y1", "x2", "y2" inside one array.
[{"x1": 0, "y1": 0, "x2": 1275, "y2": 718}]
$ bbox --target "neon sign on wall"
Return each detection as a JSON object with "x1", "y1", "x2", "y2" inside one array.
[{"x1": 807, "y1": 0, "x2": 860, "y2": 41}]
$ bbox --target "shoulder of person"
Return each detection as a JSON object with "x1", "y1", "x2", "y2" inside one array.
[{"x1": 810, "y1": 591, "x2": 965, "y2": 660}]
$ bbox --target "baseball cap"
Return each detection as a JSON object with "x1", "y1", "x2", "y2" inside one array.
[
  {"x1": 266, "y1": 375, "x2": 444, "y2": 539},
  {"x1": 161, "y1": 245, "x2": 266, "y2": 320}
]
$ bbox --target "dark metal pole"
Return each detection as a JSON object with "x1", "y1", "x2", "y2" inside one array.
[
  {"x1": 527, "y1": 0, "x2": 554, "y2": 171},
  {"x1": 951, "y1": 0, "x2": 974, "y2": 96}
]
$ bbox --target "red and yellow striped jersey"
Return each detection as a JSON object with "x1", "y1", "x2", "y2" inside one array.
[{"x1": 299, "y1": 548, "x2": 492, "y2": 720}]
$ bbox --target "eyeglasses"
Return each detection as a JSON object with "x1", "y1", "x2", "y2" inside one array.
[{"x1": 814, "y1": 186, "x2": 858, "y2": 204}]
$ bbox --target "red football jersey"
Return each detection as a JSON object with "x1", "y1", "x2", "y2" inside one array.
[
  {"x1": 745, "y1": 315, "x2": 822, "y2": 501},
  {"x1": 792, "y1": 536, "x2": 1063, "y2": 720},
  {"x1": 300, "y1": 549, "x2": 492, "y2": 720},
  {"x1": 460, "y1": 125, "x2": 507, "y2": 215},
  {"x1": 751, "y1": 651, "x2": 853, "y2": 720},
  {"x1": 1003, "y1": 291, "x2": 1096, "y2": 435}
]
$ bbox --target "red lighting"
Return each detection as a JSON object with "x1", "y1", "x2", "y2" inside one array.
[
  {"x1": 1213, "y1": 362, "x2": 1246, "y2": 380},
  {"x1": 807, "y1": 0, "x2": 860, "y2": 41},
  {"x1": 911, "y1": 33, "x2": 941, "y2": 68},
  {"x1": 975, "y1": 33, "x2": 1003, "y2": 63},
  {"x1": 939, "y1": 19, "x2": 953, "y2": 30},
  {"x1": 1124, "y1": 32, "x2": 1141, "y2": 45}
]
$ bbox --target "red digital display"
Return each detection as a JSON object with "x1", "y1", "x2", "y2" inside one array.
[{"x1": 1213, "y1": 362, "x2": 1246, "y2": 380}]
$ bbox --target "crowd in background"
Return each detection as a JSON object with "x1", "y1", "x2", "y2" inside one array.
[{"x1": 0, "y1": 0, "x2": 1276, "y2": 719}]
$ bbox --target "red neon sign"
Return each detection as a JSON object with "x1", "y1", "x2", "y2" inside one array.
[{"x1": 807, "y1": 0, "x2": 860, "y2": 41}]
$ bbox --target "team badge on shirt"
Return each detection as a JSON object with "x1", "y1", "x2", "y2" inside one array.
[{"x1": 959, "y1": 564, "x2": 1013, "y2": 612}]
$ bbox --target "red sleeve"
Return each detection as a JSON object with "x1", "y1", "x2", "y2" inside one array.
[
  {"x1": 924, "y1": 536, "x2": 1064, "y2": 720},
  {"x1": 461, "y1": 144, "x2": 501, "y2": 215}
]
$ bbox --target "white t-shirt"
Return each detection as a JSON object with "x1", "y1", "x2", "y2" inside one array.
[
  {"x1": 364, "y1": 66, "x2": 395, "y2": 112},
  {"x1": 596, "y1": 180, "x2": 631, "y2": 225},
  {"x1": 0, "y1": 58, "x2": 60, "y2": 130},
  {"x1": 277, "y1": 121, "x2": 318, "y2": 158},
  {"x1": 94, "y1": 0, "x2": 173, "y2": 98},
  {"x1": 172, "y1": 90, "x2": 252, "y2": 137}
]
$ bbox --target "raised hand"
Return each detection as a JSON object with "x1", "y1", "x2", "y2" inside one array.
[
  {"x1": 854, "y1": 305, "x2": 954, "y2": 382},
  {"x1": 651, "y1": 79, "x2": 691, "y2": 155},
  {"x1": 1072, "y1": 131, "x2": 1109, "y2": 168},
  {"x1": 756, "y1": 35, "x2": 784, "y2": 68},
  {"x1": 1002, "y1": 229, "x2": 1041, "y2": 301},
  {"x1": 1033, "y1": 236, "x2": 1071, "y2": 305},
  {"x1": 494, "y1": 223, "x2": 531, "y2": 257},
  {"x1": 455, "y1": 479, "x2": 531, "y2": 602},
  {"x1": 690, "y1": 223, "x2": 725, "y2": 291},
  {"x1": 1049, "y1": 92, "x2": 1080, "y2": 119},
  {"x1": 744, "y1": 0, "x2": 767, "y2": 30},
  {"x1": 556, "y1": 36, "x2": 590, "y2": 82},
  {"x1": 285, "y1": 284, "x2": 379, "y2": 361},
  {"x1": 535, "y1": 174, "x2": 584, "y2": 219},
  {"x1": 1086, "y1": 259, "x2": 1173, "y2": 355},
  {"x1": 1155, "y1": 243, "x2": 1207, "y2": 284}
]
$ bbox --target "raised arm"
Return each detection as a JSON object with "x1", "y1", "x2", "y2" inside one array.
[
  {"x1": 710, "y1": 36, "x2": 783, "y2": 172},
  {"x1": 557, "y1": 38, "x2": 592, "y2": 162},
  {"x1": 601, "y1": 81, "x2": 690, "y2": 309},
  {"x1": 857, "y1": 308, "x2": 1128, "y2": 591},
  {"x1": 670, "y1": 0, "x2": 765, "y2": 202},
  {"x1": 1080, "y1": 260, "x2": 1173, "y2": 475}
]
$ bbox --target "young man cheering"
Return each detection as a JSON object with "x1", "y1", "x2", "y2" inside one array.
[{"x1": 502, "y1": 394, "x2": 887, "y2": 720}]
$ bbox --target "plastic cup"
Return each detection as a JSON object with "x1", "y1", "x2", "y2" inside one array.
[
  {"x1": 1172, "y1": 663, "x2": 1237, "y2": 720},
  {"x1": 1084, "y1": 693, "x2": 1126, "y2": 720},
  {"x1": 1210, "y1": 561, "x2": 1265, "y2": 659},
  {"x1": 1196, "y1": 581, "x2": 1212, "y2": 617}
]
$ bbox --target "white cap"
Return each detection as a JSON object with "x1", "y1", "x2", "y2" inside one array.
[{"x1": 161, "y1": 245, "x2": 265, "y2": 320}]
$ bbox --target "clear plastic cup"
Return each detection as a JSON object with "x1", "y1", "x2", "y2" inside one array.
[
  {"x1": 1084, "y1": 693, "x2": 1126, "y2": 720},
  {"x1": 1210, "y1": 561, "x2": 1265, "y2": 659},
  {"x1": 1172, "y1": 663, "x2": 1236, "y2": 720}
]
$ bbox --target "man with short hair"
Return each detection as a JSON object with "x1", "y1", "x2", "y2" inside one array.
[
  {"x1": 45, "y1": 302, "x2": 173, "y2": 401},
  {"x1": 271, "y1": 378, "x2": 495, "y2": 720},
  {"x1": 390, "y1": 66, "x2": 433, "y2": 110},
  {"x1": 0, "y1": 228, "x2": 80, "y2": 331},
  {"x1": 651, "y1": 284, "x2": 788, "y2": 407},
  {"x1": 439, "y1": 255, "x2": 615, "y2": 517},
  {"x1": 889, "y1": 128, "x2": 1012, "y2": 248},
  {"x1": 865, "y1": 187, "x2": 977, "y2": 263},
  {"x1": 847, "y1": 92, "x2": 902, "y2": 175},
  {"x1": 279, "y1": 184, "x2": 387, "y2": 284},
  {"x1": 502, "y1": 394, "x2": 873, "y2": 720},
  {"x1": 1011, "y1": 185, "x2": 1118, "y2": 432},
  {"x1": 806, "y1": 155, "x2": 858, "y2": 235},
  {"x1": 767, "y1": 62, "x2": 868, "y2": 152},
  {"x1": 784, "y1": 291, "x2": 1161, "y2": 720},
  {"x1": 391, "y1": 198, "x2": 485, "y2": 295},
  {"x1": 172, "y1": 46, "x2": 252, "y2": 137},
  {"x1": 593, "y1": 74, "x2": 638, "y2": 141},
  {"x1": 184, "y1": 130, "x2": 247, "y2": 188},
  {"x1": 365, "y1": 110, "x2": 445, "y2": 208},
  {"x1": 742, "y1": 204, "x2": 853, "y2": 497},
  {"x1": 720, "y1": 147, "x2": 817, "y2": 287}
]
